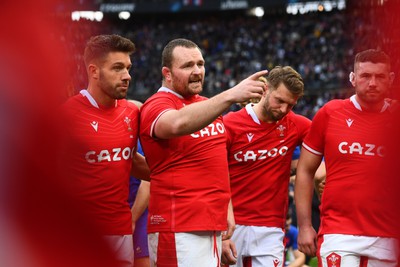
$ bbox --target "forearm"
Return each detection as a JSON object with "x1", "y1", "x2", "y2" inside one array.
[
  {"x1": 154, "y1": 70, "x2": 268, "y2": 139},
  {"x1": 295, "y1": 151, "x2": 322, "y2": 228},
  {"x1": 131, "y1": 180, "x2": 150, "y2": 222},
  {"x1": 295, "y1": 173, "x2": 314, "y2": 228},
  {"x1": 156, "y1": 90, "x2": 234, "y2": 138},
  {"x1": 131, "y1": 153, "x2": 150, "y2": 181}
]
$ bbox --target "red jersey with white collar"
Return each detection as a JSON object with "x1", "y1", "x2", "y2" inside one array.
[
  {"x1": 303, "y1": 95, "x2": 397, "y2": 237},
  {"x1": 224, "y1": 104, "x2": 311, "y2": 228},
  {"x1": 61, "y1": 90, "x2": 139, "y2": 235},
  {"x1": 139, "y1": 87, "x2": 230, "y2": 233}
]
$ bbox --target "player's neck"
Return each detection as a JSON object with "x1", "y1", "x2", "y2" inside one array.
[
  {"x1": 87, "y1": 86, "x2": 116, "y2": 108},
  {"x1": 355, "y1": 95, "x2": 385, "y2": 112},
  {"x1": 253, "y1": 103, "x2": 275, "y2": 124}
]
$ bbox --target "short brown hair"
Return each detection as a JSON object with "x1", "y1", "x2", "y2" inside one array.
[
  {"x1": 354, "y1": 49, "x2": 391, "y2": 70},
  {"x1": 84, "y1": 34, "x2": 136, "y2": 67},
  {"x1": 267, "y1": 66, "x2": 304, "y2": 97},
  {"x1": 161, "y1": 38, "x2": 200, "y2": 69}
]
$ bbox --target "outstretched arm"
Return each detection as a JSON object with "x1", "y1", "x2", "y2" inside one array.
[{"x1": 154, "y1": 70, "x2": 268, "y2": 139}]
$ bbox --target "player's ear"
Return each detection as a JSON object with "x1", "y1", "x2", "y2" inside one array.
[
  {"x1": 162, "y1": 66, "x2": 171, "y2": 82},
  {"x1": 389, "y1": 72, "x2": 395, "y2": 86},
  {"x1": 349, "y1": 72, "x2": 355, "y2": 86},
  {"x1": 88, "y1": 64, "x2": 99, "y2": 80}
]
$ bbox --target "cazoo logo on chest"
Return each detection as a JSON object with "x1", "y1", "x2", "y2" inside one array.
[
  {"x1": 191, "y1": 122, "x2": 225, "y2": 138},
  {"x1": 338, "y1": 142, "x2": 385, "y2": 157},
  {"x1": 85, "y1": 146, "x2": 135, "y2": 163},
  {"x1": 234, "y1": 146, "x2": 289, "y2": 162}
]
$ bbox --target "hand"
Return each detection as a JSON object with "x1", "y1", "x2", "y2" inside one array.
[
  {"x1": 297, "y1": 225, "x2": 317, "y2": 257},
  {"x1": 226, "y1": 70, "x2": 269, "y2": 104},
  {"x1": 221, "y1": 239, "x2": 237, "y2": 265}
]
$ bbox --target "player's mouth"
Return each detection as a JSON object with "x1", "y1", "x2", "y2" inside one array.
[{"x1": 189, "y1": 80, "x2": 202, "y2": 87}]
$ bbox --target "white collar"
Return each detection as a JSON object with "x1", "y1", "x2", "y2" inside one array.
[
  {"x1": 80, "y1": 89, "x2": 99, "y2": 108},
  {"x1": 245, "y1": 103, "x2": 261, "y2": 125},
  {"x1": 157, "y1": 87, "x2": 184, "y2": 99},
  {"x1": 350, "y1": 94, "x2": 389, "y2": 112}
]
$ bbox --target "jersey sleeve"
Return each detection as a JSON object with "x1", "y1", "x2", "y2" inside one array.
[
  {"x1": 140, "y1": 93, "x2": 176, "y2": 138},
  {"x1": 222, "y1": 112, "x2": 235, "y2": 150},
  {"x1": 293, "y1": 113, "x2": 312, "y2": 145},
  {"x1": 302, "y1": 104, "x2": 330, "y2": 156}
]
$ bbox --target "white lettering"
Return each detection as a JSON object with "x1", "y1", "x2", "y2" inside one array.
[
  {"x1": 258, "y1": 150, "x2": 267, "y2": 160},
  {"x1": 221, "y1": 0, "x2": 248, "y2": 10},
  {"x1": 234, "y1": 151, "x2": 243, "y2": 162},
  {"x1": 112, "y1": 147, "x2": 122, "y2": 161},
  {"x1": 243, "y1": 150, "x2": 257, "y2": 162},
  {"x1": 338, "y1": 142, "x2": 385, "y2": 157},
  {"x1": 85, "y1": 151, "x2": 96, "y2": 163},
  {"x1": 233, "y1": 146, "x2": 289, "y2": 162},
  {"x1": 364, "y1": 143, "x2": 375, "y2": 156},
  {"x1": 349, "y1": 142, "x2": 363, "y2": 155},
  {"x1": 338, "y1": 142, "x2": 348, "y2": 154},
  {"x1": 85, "y1": 146, "x2": 135, "y2": 163},
  {"x1": 98, "y1": 150, "x2": 111, "y2": 162},
  {"x1": 191, "y1": 122, "x2": 225, "y2": 138}
]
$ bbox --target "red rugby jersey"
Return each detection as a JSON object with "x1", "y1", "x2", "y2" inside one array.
[
  {"x1": 224, "y1": 104, "x2": 311, "y2": 228},
  {"x1": 140, "y1": 87, "x2": 230, "y2": 233},
  {"x1": 303, "y1": 95, "x2": 397, "y2": 237},
  {"x1": 61, "y1": 90, "x2": 139, "y2": 235}
]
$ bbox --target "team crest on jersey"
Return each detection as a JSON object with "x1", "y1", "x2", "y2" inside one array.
[
  {"x1": 273, "y1": 258, "x2": 280, "y2": 267},
  {"x1": 124, "y1": 116, "x2": 133, "y2": 131},
  {"x1": 326, "y1": 252, "x2": 341, "y2": 267},
  {"x1": 275, "y1": 124, "x2": 286, "y2": 138}
]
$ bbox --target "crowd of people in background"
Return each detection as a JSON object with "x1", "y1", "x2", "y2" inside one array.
[{"x1": 59, "y1": 7, "x2": 387, "y2": 119}]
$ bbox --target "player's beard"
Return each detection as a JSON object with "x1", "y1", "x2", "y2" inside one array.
[
  {"x1": 360, "y1": 89, "x2": 386, "y2": 104},
  {"x1": 170, "y1": 71, "x2": 203, "y2": 97},
  {"x1": 263, "y1": 93, "x2": 284, "y2": 122},
  {"x1": 98, "y1": 70, "x2": 128, "y2": 100}
]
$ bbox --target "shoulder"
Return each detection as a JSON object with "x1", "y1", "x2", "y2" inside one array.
[
  {"x1": 321, "y1": 99, "x2": 348, "y2": 112},
  {"x1": 287, "y1": 111, "x2": 311, "y2": 124},
  {"x1": 60, "y1": 94, "x2": 86, "y2": 115},
  {"x1": 119, "y1": 99, "x2": 139, "y2": 113},
  {"x1": 224, "y1": 109, "x2": 243, "y2": 120},
  {"x1": 223, "y1": 109, "x2": 246, "y2": 126}
]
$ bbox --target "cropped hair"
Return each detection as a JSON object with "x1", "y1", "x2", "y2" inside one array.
[
  {"x1": 84, "y1": 34, "x2": 136, "y2": 67},
  {"x1": 267, "y1": 66, "x2": 304, "y2": 97},
  {"x1": 162, "y1": 38, "x2": 200, "y2": 69},
  {"x1": 354, "y1": 49, "x2": 391, "y2": 69}
]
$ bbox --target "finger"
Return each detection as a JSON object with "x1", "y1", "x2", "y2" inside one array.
[
  {"x1": 230, "y1": 242, "x2": 237, "y2": 258},
  {"x1": 247, "y1": 69, "x2": 269, "y2": 80}
]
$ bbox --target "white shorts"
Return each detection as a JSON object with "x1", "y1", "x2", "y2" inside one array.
[
  {"x1": 148, "y1": 231, "x2": 221, "y2": 267},
  {"x1": 230, "y1": 225, "x2": 285, "y2": 267},
  {"x1": 102, "y1": 234, "x2": 134, "y2": 267},
  {"x1": 319, "y1": 234, "x2": 399, "y2": 267}
]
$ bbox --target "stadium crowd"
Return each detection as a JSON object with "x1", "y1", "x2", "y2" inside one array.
[{"x1": 60, "y1": 7, "x2": 388, "y2": 118}]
